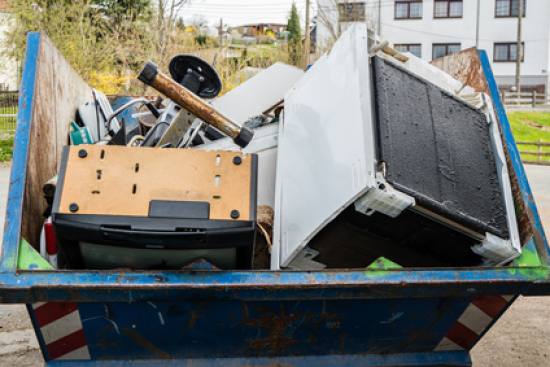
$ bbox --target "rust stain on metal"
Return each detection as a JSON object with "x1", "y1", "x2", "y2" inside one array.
[
  {"x1": 242, "y1": 303, "x2": 299, "y2": 354},
  {"x1": 188, "y1": 310, "x2": 199, "y2": 329},
  {"x1": 121, "y1": 328, "x2": 172, "y2": 359}
]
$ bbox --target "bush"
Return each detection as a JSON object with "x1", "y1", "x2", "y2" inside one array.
[{"x1": 0, "y1": 138, "x2": 14, "y2": 162}]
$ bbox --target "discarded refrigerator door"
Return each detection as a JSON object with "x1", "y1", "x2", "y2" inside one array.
[
  {"x1": 370, "y1": 55, "x2": 520, "y2": 264},
  {"x1": 273, "y1": 24, "x2": 521, "y2": 270},
  {"x1": 52, "y1": 146, "x2": 258, "y2": 270},
  {"x1": 272, "y1": 24, "x2": 377, "y2": 269}
]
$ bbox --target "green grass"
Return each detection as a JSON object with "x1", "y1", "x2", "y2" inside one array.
[
  {"x1": 0, "y1": 105, "x2": 17, "y2": 136},
  {"x1": 508, "y1": 111, "x2": 550, "y2": 164},
  {"x1": 0, "y1": 137, "x2": 13, "y2": 162}
]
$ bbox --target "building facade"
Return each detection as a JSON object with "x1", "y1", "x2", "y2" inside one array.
[
  {"x1": 316, "y1": 0, "x2": 550, "y2": 92},
  {"x1": 0, "y1": 0, "x2": 17, "y2": 90}
]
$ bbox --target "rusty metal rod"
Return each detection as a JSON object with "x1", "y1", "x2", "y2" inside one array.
[{"x1": 138, "y1": 61, "x2": 254, "y2": 148}]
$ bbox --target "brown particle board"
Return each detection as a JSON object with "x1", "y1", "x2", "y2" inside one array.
[{"x1": 58, "y1": 146, "x2": 254, "y2": 221}]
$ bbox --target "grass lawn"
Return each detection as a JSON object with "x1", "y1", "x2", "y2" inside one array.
[
  {"x1": 0, "y1": 137, "x2": 13, "y2": 162},
  {"x1": 0, "y1": 102, "x2": 17, "y2": 162},
  {"x1": 0, "y1": 104, "x2": 17, "y2": 138},
  {"x1": 508, "y1": 111, "x2": 550, "y2": 164}
]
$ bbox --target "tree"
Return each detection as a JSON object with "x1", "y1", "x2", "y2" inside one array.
[
  {"x1": 287, "y1": 2, "x2": 302, "y2": 66},
  {"x1": 155, "y1": 0, "x2": 191, "y2": 66},
  {"x1": 94, "y1": 0, "x2": 155, "y2": 72},
  {"x1": 3, "y1": 0, "x2": 156, "y2": 93},
  {"x1": 316, "y1": 0, "x2": 341, "y2": 49},
  {"x1": 4, "y1": 0, "x2": 114, "y2": 78}
]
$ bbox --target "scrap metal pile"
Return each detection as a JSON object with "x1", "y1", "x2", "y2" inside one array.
[{"x1": 42, "y1": 24, "x2": 522, "y2": 271}]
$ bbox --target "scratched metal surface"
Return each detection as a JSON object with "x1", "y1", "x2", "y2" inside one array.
[{"x1": 53, "y1": 298, "x2": 469, "y2": 360}]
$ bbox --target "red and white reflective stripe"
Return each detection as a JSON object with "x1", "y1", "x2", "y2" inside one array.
[
  {"x1": 435, "y1": 295, "x2": 514, "y2": 351},
  {"x1": 31, "y1": 302, "x2": 90, "y2": 360}
]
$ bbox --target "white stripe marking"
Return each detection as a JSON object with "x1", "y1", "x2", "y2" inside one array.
[
  {"x1": 40, "y1": 310, "x2": 83, "y2": 344},
  {"x1": 435, "y1": 337, "x2": 464, "y2": 351},
  {"x1": 55, "y1": 345, "x2": 91, "y2": 360},
  {"x1": 457, "y1": 304, "x2": 493, "y2": 335}
]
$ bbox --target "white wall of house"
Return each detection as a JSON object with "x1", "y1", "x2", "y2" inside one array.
[
  {"x1": 316, "y1": 0, "x2": 550, "y2": 91},
  {"x1": 0, "y1": 11, "x2": 17, "y2": 91}
]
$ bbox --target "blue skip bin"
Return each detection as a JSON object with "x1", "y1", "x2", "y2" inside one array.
[{"x1": 1, "y1": 32, "x2": 549, "y2": 366}]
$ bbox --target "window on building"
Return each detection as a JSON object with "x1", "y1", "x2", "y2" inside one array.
[
  {"x1": 494, "y1": 42, "x2": 524, "y2": 62},
  {"x1": 338, "y1": 2, "x2": 366, "y2": 22},
  {"x1": 395, "y1": 0, "x2": 423, "y2": 19},
  {"x1": 495, "y1": 0, "x2": 526, "y2": 17},
  {"x1": 432, "y1": 43, "x2": 461, "y2": 59},
  {"x1": 394, "y1": 44, "x2": 422, "y2": 58},
  {"x1": 434, "y1": 0, "x2": 463, "y2": 18}
]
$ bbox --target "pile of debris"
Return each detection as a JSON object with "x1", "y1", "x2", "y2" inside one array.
[{"x1": 41, "y1": 24, "x2": 521, "y2": 272}]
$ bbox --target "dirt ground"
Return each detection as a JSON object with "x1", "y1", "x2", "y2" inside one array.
[{"x1": 0, "y1": 163, "x2": 549, "y2": 366}]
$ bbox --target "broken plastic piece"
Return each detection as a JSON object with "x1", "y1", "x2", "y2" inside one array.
[{"x1": 355, "y1": 177, "x2": 415, "y2": 218}]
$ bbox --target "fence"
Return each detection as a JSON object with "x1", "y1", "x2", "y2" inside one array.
[
  {"x1": 502, "y1": 91, "x2": 550, "y2": 108},
  {"x1": 517, "y1": 141, "x2": 550, "y2": 166},
  {"x1": 0, "y1": 91, "x2": 18, "y2": 138}
]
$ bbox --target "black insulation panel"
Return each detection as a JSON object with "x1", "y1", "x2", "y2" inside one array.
[{"x1": 372, "y1": 56, "x2": 509, "y2": 238}]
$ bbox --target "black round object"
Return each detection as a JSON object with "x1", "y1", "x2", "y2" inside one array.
[
  {"x1": 233, "y1": 156, "x2": 242, "y2": 166},
  {"x1": 230, "y1": 210, "x2": 240, "y2": 220},
  {"x1": 138, "y1": 61, "x2": 158, "y2": 86},
  {"x1": 234, "y1": 127, "x2": 254, "y2": 148},
  {"x1": 69, "y1": 203, "x2": 79, "y2": 213},
  {"x1": 169, "y1": 55, "x2": 222, "y2": 99},
  {"x1": 78, "y1": 149, "x2": 88, "y2": 158}
]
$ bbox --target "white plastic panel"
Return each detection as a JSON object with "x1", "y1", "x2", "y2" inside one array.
[
  {"x1": 272, "y1": 24, "x2": 377, "y2": 269},
  {"x1": 209, "y1": 62, "x2": 304, "y2": 124}
]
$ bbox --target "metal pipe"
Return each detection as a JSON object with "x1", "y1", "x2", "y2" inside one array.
[
  {"x1": 475, "y1": 0, "x2": 480, "y2": 49},
  {"x1": 515, "y1": 0, "x2": 523, "y2": 95},
  {"x1": 138, "y1": 61, "x2": 254, "y2": 148}
]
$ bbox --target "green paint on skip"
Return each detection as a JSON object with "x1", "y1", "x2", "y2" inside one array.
[
  {"x1": 508, "y1": 240, "x2": 549, "y2": 279},
  {"x1": 366, "y1": 257, "x2": 402, "y2": 273},
  {"x1": 17, "y1": 239, "x2": 53, "y2": 270},
  {"x1": 513, "y1": 243, "x2": 542, "y2": 267}
]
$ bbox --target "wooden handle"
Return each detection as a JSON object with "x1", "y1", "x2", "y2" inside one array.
[{"x1": 139, "y1": 62, "x2": 253, "y2": 147}]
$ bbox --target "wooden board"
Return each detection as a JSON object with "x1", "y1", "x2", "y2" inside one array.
[
  {"x1": 22, "y1": 34, "x2": 94, "y2": 247},
  {"x1": 58, "y1": 146, "x2": 254, "y2": 221},
  {"x1": 431, "y1": 48, "x2": 489, "y2": 93}
]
